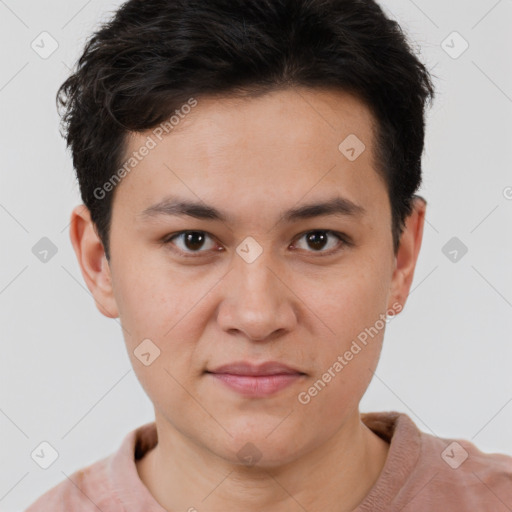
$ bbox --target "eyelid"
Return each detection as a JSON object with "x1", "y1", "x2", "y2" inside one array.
[
  {"x1": 162, "y1": 229, "x2": 350, "y2": 257},
  {"x1": 162, "y1": 231, "x2": 221, "y2": 256},
  {"x1": 290, "y1": 229, "x2": 349, "y2": 255}
]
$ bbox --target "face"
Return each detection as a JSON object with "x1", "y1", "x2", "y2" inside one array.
[{"x1": 72, "y1": 87, "x2": 424, "y2": 466}]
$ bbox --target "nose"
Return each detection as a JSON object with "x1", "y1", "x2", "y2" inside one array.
[{"x1": 216, "y1": 251, "x2": 298, "y2": 342}]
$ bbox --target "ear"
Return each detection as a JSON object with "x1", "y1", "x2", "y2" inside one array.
[
  {"x1": 388, "y1": 195, "x2": 427, "y2": 311},
  {"x1": 69, "y1": 204, "x2": 119, "y2": 318}
]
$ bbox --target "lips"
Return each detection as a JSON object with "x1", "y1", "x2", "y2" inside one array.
[
  {"x1": 206, "y1": 361, "x2": 306, "y2": 397},
  {"x1": 207, "y1": 361, "x2": 305, "y2": 376}
]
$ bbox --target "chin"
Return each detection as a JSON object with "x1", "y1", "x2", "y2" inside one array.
[{"x1": 215, "y1": 420, "x2": 308, "y2": 468}]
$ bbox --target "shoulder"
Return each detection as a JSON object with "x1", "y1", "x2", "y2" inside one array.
[
  {"x1": 421, "y1": 430, "x2": 511, "y2": 499},
  {"x1": 24, "y1": 454, "x2": 122, "y2": 512},
  {"x1": 406, "y1": 416, "x2": 512, "y2": 510},
  {"x1": 362, "y1": 411, "x2": 512, "y2": 511},
  {"x1": 24, "y1": 422, "x2": 157, "y2": 512}
]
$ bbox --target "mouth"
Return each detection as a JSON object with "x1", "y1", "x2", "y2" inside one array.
[{"x1": 205, "y1": 361, "x2": 306, "y2": 397}]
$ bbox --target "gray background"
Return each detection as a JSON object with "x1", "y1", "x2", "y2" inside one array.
[{"x1": 1, "y1": 0, "x2": 511, "y2": 510}]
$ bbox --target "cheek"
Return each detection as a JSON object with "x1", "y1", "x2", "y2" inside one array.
[
  {"x1": 298, "y1": 257, "x2": 390, "y2": 399},
  {"x1": 299, "y1": 328, "x2": 385, "y2": 420},
  {"x1": 113, "y1": 270, "x2": 204, "y2": 414},
  {"x1": 296, "y1": 352, "x2": 378, "y2": 425},
  {"x1": 300, "y1": 260, "x2": 390, "y2": 341},
  {"x1": 111, "y1": 255, "x2": 197, "y2": 340},
  {"x1": 111, "y1": 259, "x2": 214, "y2": 384}
]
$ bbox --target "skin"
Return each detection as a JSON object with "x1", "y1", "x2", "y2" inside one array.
[{"x1": 70, "y1": 86, "x2": 426, "y2": 512}]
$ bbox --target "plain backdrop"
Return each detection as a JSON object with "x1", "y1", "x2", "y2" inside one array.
[{"x1": 1, "y1": 0, "x2": 511, "y2": 510}]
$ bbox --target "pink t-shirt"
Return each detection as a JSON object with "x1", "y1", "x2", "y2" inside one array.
[{"x1": 24, "y1": 411, "x2": 512, "y2": 511}]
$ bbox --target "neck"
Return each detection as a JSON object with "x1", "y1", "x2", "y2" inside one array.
[{"x1": 136, "y1": 409, "x2": 390, "y2": 512}]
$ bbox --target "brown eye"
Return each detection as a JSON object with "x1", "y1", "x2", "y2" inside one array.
[
  {"x1": 306, "y1": 231, "x2": 329, "y2": 250},
  {"x1": 292, "y1": 230, "x2": 346, "y2": 253},
  {"x1": 167, "y1": 231, "x2": 217, "y2": 253}
]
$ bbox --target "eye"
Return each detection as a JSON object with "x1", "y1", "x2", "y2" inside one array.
[
  {"x1": 291, "y1": 230, "x2": 348, "y2": 254},
  {"x1": 162, "y1": 229, "x2": 350, "y2": 258},
  {"x1": 164, "y1": 231, "x2": 219, "y2": 255}
]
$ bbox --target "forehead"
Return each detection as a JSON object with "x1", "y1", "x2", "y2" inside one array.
[
  {"x1": 114, "y1": 87, "x2": 388, "y2": 226},
  {"x1": 151, "y1": 87, "x2": 377, "y2": 159}
]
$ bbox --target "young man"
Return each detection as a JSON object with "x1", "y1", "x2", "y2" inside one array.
[{"x1": 26, "y1": 0, "x2": 512, "y2": 510}]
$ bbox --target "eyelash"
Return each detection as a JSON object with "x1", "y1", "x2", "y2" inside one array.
[{"x1": 161, "y1": 230, "x2": 351, "y2": 258}]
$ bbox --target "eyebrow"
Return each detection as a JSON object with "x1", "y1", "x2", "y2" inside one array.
[{"x1": 138, "y1": 195, "x2": 366, "y2": 223}]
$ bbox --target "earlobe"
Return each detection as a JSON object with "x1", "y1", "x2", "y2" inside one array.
[
  {"x1": 69, "y1": 204, "x2": 119, "y2": 319},
  {"x1": 388, "y1": 196, "x2": 427, "y2": 311}
]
